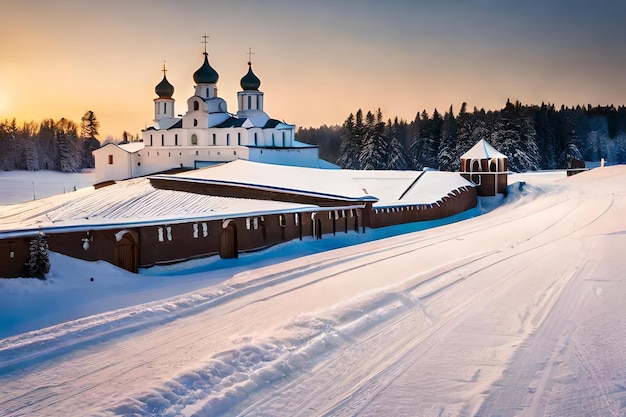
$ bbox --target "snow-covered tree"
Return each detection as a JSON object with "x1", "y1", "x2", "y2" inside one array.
[
  {"x1": 438, "y1": 105, "x2": 457, "y2": 171},
  {"x1": 359, "y1": 110, "x2": 389, "y2": 170},
  {"x1": 386, "y1": 119, "x2": 409, "y2": 170},
  {"x1": 57, "y1": 131, "x2": 82, "y2": 172},
  {"x1": 25, "y1": 233, "x2": 51, "y2": 279}
]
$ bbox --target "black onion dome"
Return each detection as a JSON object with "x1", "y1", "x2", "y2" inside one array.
[
  {"x1": 155, "y1": 75, "x2": 174, "y2": 98},
  {"x1": 193, "y1": 52, "x2": 219, "y2": 84},
  {"x1": 240, "y1": 62, "x2": 261, "y2": 90}
]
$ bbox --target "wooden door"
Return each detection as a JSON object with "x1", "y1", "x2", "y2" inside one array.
[
  {"x1": 220, "y1": 222, "x2": 238, "y2": 259},
  {"x1": 114, "y1": 233, "x2": 138, "y2": 272}
]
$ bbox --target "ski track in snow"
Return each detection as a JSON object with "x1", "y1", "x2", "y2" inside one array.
[{"x1": 1, "y1": 168, "x2": 626, "y2": 416}]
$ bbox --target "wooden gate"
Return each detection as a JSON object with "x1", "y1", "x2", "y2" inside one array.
[
  {"x1": 113, "y1": 231, "x2": 138, "y2": 272},
  {"x1": 220, "y1": 221, "x2": 238, "y2": 259}
]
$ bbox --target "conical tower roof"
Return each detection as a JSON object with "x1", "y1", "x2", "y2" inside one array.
[{"x1": 461, "y1": 139, "x2": 507, "y2": 160}]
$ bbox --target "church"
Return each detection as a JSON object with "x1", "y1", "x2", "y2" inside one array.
[{"x1": 93, "y1": 45, "x2": 332, "y2": 184}]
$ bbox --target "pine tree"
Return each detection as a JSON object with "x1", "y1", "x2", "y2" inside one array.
[
  {"x1": 25, "y1": 234, "x2": 51, "y2": 279},
  {"x1": 338, "y1": 111, "x2": 362, "y2": 169},
  {"x1": 491, "y1": 100, "x2": 540, "y2": 172},
  {"x1": 386, "y1": 119, "x2": 409, "y2": 170},
  {"x1": 81, "y1": 136, "x2": 101, "y2": 168},
  {"x1": 359, "y1": 110, "x2": 389, "y2": 170},
  {"x1": 57, "y1": 131, "x2": 82, "y2": 172},
  {"x1": 80, "y1": 110, "x2": 100, "y2": 139},
  {"x1": 438, "y1": 105, "x2": 457, "y2": 171}
]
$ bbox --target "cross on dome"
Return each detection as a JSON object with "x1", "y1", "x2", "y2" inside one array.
[
  {"x1": 201, "y1": 34, "x2": 209, "y2": 54},
  {"x1": 246, "y1": 48, "x2": 255, "y2": 65}
]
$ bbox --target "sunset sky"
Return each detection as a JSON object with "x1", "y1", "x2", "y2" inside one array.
[{"x1": 2, "y1": 0, "x2": 626, "y2": 140}]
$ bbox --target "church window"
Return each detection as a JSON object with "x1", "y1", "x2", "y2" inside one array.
[
  {"x1": 226, "y1": 133, "x2": 230, "y2": 145},
  {"x1": 282, "y1": 131, "x2": 286, "y2": 146},
  {"x1": 149, "y1": 134, "x2": 153, "y2": 146},
  {"x1": 248, "y1": 95, "x2": 252, "y2": 110},
  {"x1": 256, "y1": 96, "x2": 260, "y2": 109},
  {"x1": 193, "y1": 119, "x2": 198, "y2": 127},
  {"x1": 212, "y1": 133, "x2": 216, "y2": 145},
  {"x1": 254, "y1": 132, "x2": 258, "y2": 146},
  {"x1": 206, "y1": 88, "x2": 209, "y2": 97},
  {"x1": 193, "y1": 101, "x2": 199, "y2": 111},
  {"x1": 196, "y1": 150, "x2": 199, "y2": 155},
  {"x1": 175, "y1": 134, "x2": 178, "y2": 146},
  {"x1": 237, "y1": 132, "x2": 241, "y2": 145},
  {"x1": 191, "y1": 134, "x2": 198, "y2": 145},
  {"x1": 108, "y1": 155, "x2": 113, "y2": 165},
  {"x1": 164, "y1": 102, "x2": 167, "y2": 113},
  {"x1": 161, "y1": 134, "x2": 164, "y2": 146}
]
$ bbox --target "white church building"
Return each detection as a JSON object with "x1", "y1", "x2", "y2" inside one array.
[{"x1": 94, "y1": 47, "x2": 332, "y2": 184}]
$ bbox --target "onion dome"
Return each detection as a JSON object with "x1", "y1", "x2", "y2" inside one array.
[
  {"x1": 240, "y1": 62, "x2": 261, "y2": 91},
  {"x1": 193, "y1": 52, "x2": 219, "y2": 84},
  {"x1": 155, "y1": 74, "x2": 174, "y2": 98}
]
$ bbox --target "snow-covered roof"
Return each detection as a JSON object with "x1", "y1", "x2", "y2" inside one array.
[
  {"x1": 0, "y1": 178, "x2": 319, "y2": 238},
  {"x1": 156, "y1": 161, "x2": 474, "y2": 208},
  {"x1": 346, "y1": 169, "x2": 474, "y2": 208},
  {"x1": 461, "y1": 139, "x2": 507, "y2": 160},
  {"x1": 157, "y1": 160, "x2": 379, "y2": 202},
  {"x1": 95, "y1": 142, "x2": 145, "y2": 154}
]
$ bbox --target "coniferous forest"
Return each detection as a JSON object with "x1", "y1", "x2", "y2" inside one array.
[
  {"x1": 297, "y1": 100, "x2": 626, "y2": 172},
  {"x1": 0, "y1": 111, "x2": 103, "y2": 172}
]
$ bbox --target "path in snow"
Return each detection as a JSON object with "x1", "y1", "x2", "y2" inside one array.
[{"x1": 0, "y1": 167, "x2": 625, "y2": 416}]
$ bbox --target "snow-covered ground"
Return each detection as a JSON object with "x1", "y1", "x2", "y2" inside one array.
[
  {"x1": 1, "y1": 167, "x2": 626, "y2": 416},
  {"x1": 0, "y1": 170, "x2": 94, "y2": 205}
]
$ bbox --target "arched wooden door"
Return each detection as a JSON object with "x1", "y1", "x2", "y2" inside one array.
[
  {"x1": 114, "y1": 231, "x2": 138, "y2": 273},
  {"x1": 220, "y1": 221, "x2": 238, "y2": 259}
]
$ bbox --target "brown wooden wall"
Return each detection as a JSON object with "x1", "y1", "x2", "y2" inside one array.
[
  {"x1": 364, "y1": 187, "x2": 477, "y2": 229},
  {"x1": 3, "y1": 202, "x2": 468, "y2": 278}
]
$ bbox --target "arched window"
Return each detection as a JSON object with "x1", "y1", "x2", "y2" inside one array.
[
  {"x1": 237, "y1": 132, "x2": 241, "y2": 145},
  {"x1": 254, "y1": 132, "x2": 258, "y2": 146},
  {"x1": 212, "y1": 133, "x2": 216, "y2": 145},
  {"x1": 191, "y1": 134, "x2": 198, "y2": 145},
  {"x1": 194, "y1": 101, "x2": 200, "y2": 111},
  {"x1": 161, "y1": 134, "x2": 164, "y2": 146},
  {"x1": 226, "y1": 133, "x2": 230, "y2": 146},
  {"x1": 193, "y1": 119, "x2": 198, "y2": 127}
]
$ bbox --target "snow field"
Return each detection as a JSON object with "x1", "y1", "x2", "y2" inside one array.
[{"x1": 2, "y1": 167, "x2": 626, "y2": 416}]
